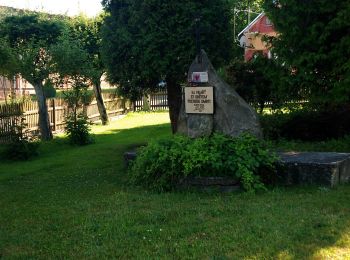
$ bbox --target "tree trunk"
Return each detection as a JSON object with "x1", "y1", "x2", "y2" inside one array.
[
  {"x1": 33, "y1": 82, "x2": 53, "y2": 140},
  {"x1": 142, "y1": 94, "x2": 151, "y2": 111},
  {"x1": 93, "y1": 81, "x2": 109, "y2": 125},
  {"x1": 166, "y1": 79, "x2": 182, "y2": 134},
  {"x1": 10, "y1": 77, "x2": 16, "y2": 100},
  {"x1": 1, "y1": 77, "x2": 7, "y2": 104}
]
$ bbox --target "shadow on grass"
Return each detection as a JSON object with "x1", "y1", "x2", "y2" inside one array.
[
  {"x1": 0, "y1": 123, "x2": 171, "y2": 181},
  {"x1": 0, "y1": 120, "x2": 349, "y2": 258}
]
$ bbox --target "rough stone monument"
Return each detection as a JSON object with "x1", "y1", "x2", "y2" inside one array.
[{"x1": 177, "y1": 50, "x2": 262, "y2": 138}]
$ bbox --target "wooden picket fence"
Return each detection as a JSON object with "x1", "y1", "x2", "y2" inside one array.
[
  {"x1": 133, "y1": 91, "x2": 168, "y2": 111},
  {"x1": 0, "y1": 93, "x2": 132, "y2": 144},
  {"x1": 0, "y1": 91, "x2": 169, "y2": 143}
]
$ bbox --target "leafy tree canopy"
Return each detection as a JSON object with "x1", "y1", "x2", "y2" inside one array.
[
  {"x1": 0, "y1": 13, "x2": 66, "y2": 84},
  {"x1": 66, "y1": 14, "x2": 110, "y2": 125},
  {"x1": 68, "y1": 14, "x2": 106, "y2": 84},
  {"x1": 101, "y1": 0, "x2": 234, "y2": 132},
  {"x1": 101, "y1": 0, "x2": 234, "y2": 99},
  {"x1": 0, "y1": 13, "x2": 66, "y2": 140},
  {"x1": 263, "y1": 0, "x2": 350, "y2": 107}
]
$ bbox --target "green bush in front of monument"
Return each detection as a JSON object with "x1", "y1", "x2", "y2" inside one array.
[{"x1": 128, "y1": 133, "x2": 277, "y2": 193}]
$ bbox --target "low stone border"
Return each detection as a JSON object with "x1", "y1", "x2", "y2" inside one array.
[
  {"x1": 278, "y1": 152, "x2": 350, "y2": 187},
  {"x1": 178, "y1": 176, "x2": 240, "y2": 192},
  {"x1": 124, "y1": 151, "x2": 350, "y2": 188}
]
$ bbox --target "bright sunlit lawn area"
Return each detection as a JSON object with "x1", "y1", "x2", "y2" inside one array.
[{"x1": 1, "y1": 112, "x2": 350, "y2": 259}]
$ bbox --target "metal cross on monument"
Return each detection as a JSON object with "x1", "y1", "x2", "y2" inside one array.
[{"x1": 195, "y1": 16, "x2": 202, "y2": 63}]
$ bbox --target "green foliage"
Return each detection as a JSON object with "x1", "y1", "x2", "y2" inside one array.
[
  {"x1": 51, "y1": 32, "x2": 92, "y2": 79},
  {"x1": 3, "y1": 117, "x2": 40, "y2": 161},
  {"x1": 101, "y1": 0, "x2": 234, "y2": 98},
  {"x1": 0, "y1": 13, "x2": 67, "y2": 140},
  {"x1": 129, "y1": 133, "x2": 277, "y2": 192},
  {"x1": 65, "y1": 112, "x2": 93, "y2": 145},
  {"x1": 272, "y1": 135, "x2": 350, "y2": 153},
  {"x1": 63, "y1": 88, "x2": 93, "y2": 145},
  {"x1": 68, "y1": 14, "x2": 105, "y2": 84},
  {"x1": 226, "y1": 55, "x2": 293, "y2": 112},
  {"x1": 67, "y1": 15, "x2": 110, "y2": 125},
  {"x1": 0, "y1": 13, "x2": 66, "y2": 84},
  {"x1": 51, "y1": 31, "x2": 95, "y2": 145},
  {"x1": 43, "y1": 80, "x2": 56, "y2": 98},
  {"x1": 260, "y1": 111, "x2": 288, "y2": 140},
  {"x1": 263, "y1": 0, "x2": 350, "y2": 108},
  {"x1": 261, "y1": 107, "x2": 350, "y2": 141},
  {"x1": 0, "y1": 38, "x2": 18, "y2": 78}
]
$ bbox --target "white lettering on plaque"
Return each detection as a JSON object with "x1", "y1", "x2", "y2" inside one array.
[
  {"x1": 191, "y1": 72, "x2": 209, "y2": 83},
  {"x1": 185, "y1": 87, "x2": 214, "y2": 114}
]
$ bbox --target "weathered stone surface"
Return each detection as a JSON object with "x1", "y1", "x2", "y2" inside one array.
[
  {"x1": 124, "y1": 151, "x2": 137, "y2": 167},
  {"x1": 178, "y1": 176, "x2": 240, "y2": 193},
  {"x1": 277, "y1": 152, "x2": 350, "y2": 186},
  {"x1": 177, "y1": 50, "x2": 262, "y2": 138},
  {"x1": 187, "y1": 114, "x2": 213, "y2": 138},
  {"x1": 179, "y1": 176, "x2": 239, "y2": 186}
]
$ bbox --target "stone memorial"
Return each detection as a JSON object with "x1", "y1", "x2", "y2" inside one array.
[{"x1": 177, "y1": 50, "x2": 262, "y2": 138}]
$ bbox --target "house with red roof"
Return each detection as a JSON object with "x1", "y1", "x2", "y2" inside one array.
[{"x1": 238, "y1": 13, "x2": 277, "y2": 61}]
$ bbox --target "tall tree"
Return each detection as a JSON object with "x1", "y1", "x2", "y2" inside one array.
[
  {"x1": 101, "y1": 0, "x2": 234, "y2": 132},
  {"x1": 0, "y1": 14, "x2": 65, "y2": 140},
  {"x1": 263, "y1": 0, "x2": 350, "y2": 107},
  {"x1": 69, "y1": 15, "x2": 109, "y2": 125}
]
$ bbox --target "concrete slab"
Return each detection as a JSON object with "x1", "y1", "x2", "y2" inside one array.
[{"x1": 278, "y1": 152, "x2": 350, "y2": 186}]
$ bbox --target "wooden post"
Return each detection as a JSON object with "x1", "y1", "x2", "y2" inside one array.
[
  {"x1": 52, "y1": 99, "x2": 56, "y2": 132},
  {"x1": 122, "y1": 98, "x2": 126, "y2": 113}
]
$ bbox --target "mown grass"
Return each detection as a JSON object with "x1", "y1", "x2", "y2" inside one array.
[{"x1": 1, "y1": 112, "x2": 350, "y2": 259}]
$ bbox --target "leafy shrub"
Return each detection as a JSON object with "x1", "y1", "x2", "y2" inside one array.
[
  {"x1": 129, "y1": 133, "x2": 277, "y2": 192},
  {"x1": 261, "y1": 106, "x2": 350, "y2": 141},
  {"x1": 226, "y1": 56, "x2": 292, "y2": 113},
  {"x1": 63, "y1": 87, "x2": 93, "y2": 145},
  {"x1": 65, "y1": 113, "x2": 93, "y2": 145},
  {"x1": 3, "y1": 117, "x2": 40, "y2": 160},
  {"x1": 260, "y1": 112, "x2": 289, "y2": 140}
]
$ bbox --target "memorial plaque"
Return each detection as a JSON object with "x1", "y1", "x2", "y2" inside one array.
[
  {"x1": 185, "y1": 87, "x2": 214, "y2": 114},
  {"x1": 191, "y1": 72, "x2": 209, "y2": 83}
]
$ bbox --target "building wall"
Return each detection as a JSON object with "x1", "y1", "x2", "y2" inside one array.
[
  {"x1": 243, "y1": 14, "x2": 277, "y2": 61},
  {"x1": 249, "y1": 15, "x2": 275, "y2": 35},
  {"x1": 0, "y1": 76, "x2": 34, "y2": 101}
]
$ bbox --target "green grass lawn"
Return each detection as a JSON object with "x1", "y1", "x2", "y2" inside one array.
[{"x1": 1, "y1": 112, "x2": 350, "y2": 259}]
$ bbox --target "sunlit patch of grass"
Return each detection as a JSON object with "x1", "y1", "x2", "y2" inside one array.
[
  {"x1": 313, "y1": 230, "x2": 350, "y2": 259},
  {"x1": 91, "y1": 112, "x2": 170, "y2": 134}
]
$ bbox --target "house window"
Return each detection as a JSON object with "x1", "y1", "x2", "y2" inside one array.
[{"x1": 265, "y1": 17, "x2": 272, "y2": 26}]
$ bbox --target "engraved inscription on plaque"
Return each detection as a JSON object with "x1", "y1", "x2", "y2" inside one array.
[{"x1": 185, "y1": 87, "x2": 214, "y2": 114}]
